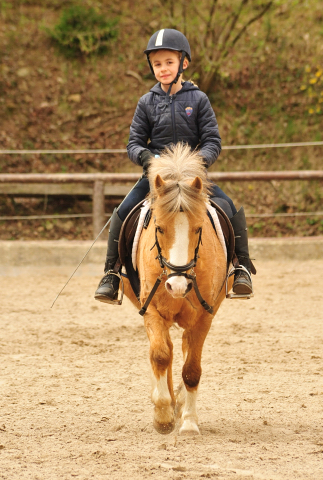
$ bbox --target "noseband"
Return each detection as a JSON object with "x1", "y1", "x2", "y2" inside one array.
[{"x1": 138, "y1": 223, "x2": 214, "y2": 316}]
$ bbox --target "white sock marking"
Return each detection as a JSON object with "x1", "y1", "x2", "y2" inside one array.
[
  {"x1": 182, "y1": 390, "x2": 198, "y2": 421},
  {"x1": 179, "y1": 389, "x2": 200, "y2": 434},
  {"x1": 151, "y1": 370, "x2": 171, "y2": 405}
]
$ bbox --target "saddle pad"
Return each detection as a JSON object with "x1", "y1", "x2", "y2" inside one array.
[
  {"x1": 131, "y1": 201, "x2": 227, "y2": 270},
  {"x1": 206, "y1": 203, "x2": 227, "y2": 262},
  {"x1": 132, "y1": 200, "x2": 150, "y2": 270}
]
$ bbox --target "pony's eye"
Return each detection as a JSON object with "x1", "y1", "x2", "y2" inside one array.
[{"x1": 157, "y1": 226, "x2": 164, "y2": 234}]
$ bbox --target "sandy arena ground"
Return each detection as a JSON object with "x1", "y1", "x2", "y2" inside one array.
[{"x1": 1, "y1": 260, "x2": 323, "y2": 480}]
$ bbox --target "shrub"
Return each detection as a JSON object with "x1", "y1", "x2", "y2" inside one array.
[{"x1": 46, "y1": 5, "x2": 118, "y2": 57}]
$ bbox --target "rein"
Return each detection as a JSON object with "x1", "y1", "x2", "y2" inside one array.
[{"x1": 138, "y1": 225, "x2": 214, "y2": 316}]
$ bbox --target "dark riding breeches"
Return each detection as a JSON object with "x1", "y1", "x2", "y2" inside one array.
[
  {"x1": 209, "y1": 184, "x2": 237, "y2": 219},
  {"x1": 117, "y1": 176, "x2": 150, "y2": 221}
]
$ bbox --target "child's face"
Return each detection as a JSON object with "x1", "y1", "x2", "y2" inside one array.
[{"x1": 149, "y1": 49, "x2": 188, "y2": 86}]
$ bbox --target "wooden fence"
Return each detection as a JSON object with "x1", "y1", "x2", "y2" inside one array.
[{"x1": 1, "y1": 171, "x2": 322, "y2": 239}]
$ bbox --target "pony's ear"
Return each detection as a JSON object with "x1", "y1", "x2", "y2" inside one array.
[
  {"x1": 190, "y1": 176, "x2": 203, "y2": 193},
  {"x1": 154, "y1": 174, "x2": 166, "y2": 193}
]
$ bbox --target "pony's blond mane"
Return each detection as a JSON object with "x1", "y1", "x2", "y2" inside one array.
[{"x1": 148, "y1": 143, "x2": 211, "y2": 221}]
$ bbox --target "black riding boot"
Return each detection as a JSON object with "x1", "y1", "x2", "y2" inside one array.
[
  {"x1": 230, "y1": 206, "x2": 255, "y2": 295},
  {"x1": 94, "y1": 208, "x2": 123, "y2": 304}
]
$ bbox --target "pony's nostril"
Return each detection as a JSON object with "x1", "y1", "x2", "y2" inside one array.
[
  {"x1": 185, "y1": 282, "x2": 193, "y2": 294},
  {"x1": 166, "y1": 282, "x2": 172, "y2": 292}
]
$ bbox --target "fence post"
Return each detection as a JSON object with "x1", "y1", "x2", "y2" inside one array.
[{"x1": 92, "y1": 180, "x2": 106, "y2": 240}]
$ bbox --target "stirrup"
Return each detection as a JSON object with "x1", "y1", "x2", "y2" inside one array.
[
  {"x1": 97, "y1": 271, "x2": 125, "y2": 306},
  {"x1": 225, "y1": 265, "x2": 253, "y2": 300}
]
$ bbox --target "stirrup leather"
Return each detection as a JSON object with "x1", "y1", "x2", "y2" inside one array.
[
  {"x1": 226, "y1": 265, "x2": 253, "y2": 300},
  {"x1": 108, "y1": 270, "x2": 124, "y2": 305}
]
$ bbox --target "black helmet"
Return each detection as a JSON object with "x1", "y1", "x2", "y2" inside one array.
[
  {"x1": 144, "y1": 28, "x2": 191, "y2": 62},
  {"x1": 144, "y1": 29, "x2": 191, "y2": 81}
]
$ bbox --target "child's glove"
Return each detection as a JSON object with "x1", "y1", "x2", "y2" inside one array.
[{"x1": 139, "y1": 149, "x2": 153, "y2": 176}]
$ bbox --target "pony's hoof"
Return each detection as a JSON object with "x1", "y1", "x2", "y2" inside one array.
[
  {"x1": 153, "y1": 419, "x2": 175, "y2": 435},
  {"x1": 179, "y1": 419, "x2": 200, "y2": 436}
]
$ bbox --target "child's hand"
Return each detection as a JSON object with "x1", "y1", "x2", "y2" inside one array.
[{"x1": 139, "y1": 149, "x2": 153, "y2": 176}]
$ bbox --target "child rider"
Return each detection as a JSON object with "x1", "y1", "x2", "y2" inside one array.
[{"x1": 95, "y1": 28, "x2": 255, "y2": 304}]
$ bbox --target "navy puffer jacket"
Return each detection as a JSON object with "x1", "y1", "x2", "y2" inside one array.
[{"x1": 127, "y1": 81, "x2": 221, "y2": 168}]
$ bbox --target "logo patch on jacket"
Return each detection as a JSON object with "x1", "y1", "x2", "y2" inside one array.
[{"x1": 185, "y1": 106, "x2": 193, "y2": 116}]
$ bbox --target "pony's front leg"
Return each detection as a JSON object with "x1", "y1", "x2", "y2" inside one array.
[
  {"x1": 144, "y1": 309, "x2": 175, "y2": 434},
  {"x1": 179, "y1": 316, "x2": 212, "y2": 435}
]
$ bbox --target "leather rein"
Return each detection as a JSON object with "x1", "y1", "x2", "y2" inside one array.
[{"x1": 139, "y1": 225, "x2": 214, "y2": 316}]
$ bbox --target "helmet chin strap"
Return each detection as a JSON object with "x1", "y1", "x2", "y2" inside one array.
[{"x1": 164, "y1": 51, "x2": 187, "y2": 100}]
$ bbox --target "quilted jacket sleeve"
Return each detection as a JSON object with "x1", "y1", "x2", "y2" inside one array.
[
  {"x1": 127, "y1": 96, "x2": 151, "y2": 166},
  {"x1": 198, "y1": 94, "x2": 222, "y2": 168}
]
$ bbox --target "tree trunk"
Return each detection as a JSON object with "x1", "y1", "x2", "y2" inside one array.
[{"x1": 199, "y1": 69, "x2": 219, "y2": 95}]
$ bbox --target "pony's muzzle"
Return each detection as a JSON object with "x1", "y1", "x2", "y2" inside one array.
[{"x1": 165, "y1": 276, "x2": 192, "y2": 298}]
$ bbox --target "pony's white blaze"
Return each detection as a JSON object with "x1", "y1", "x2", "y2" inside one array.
[{"x1": 165, "y1": 213, "x2": 190, "y2": 297}]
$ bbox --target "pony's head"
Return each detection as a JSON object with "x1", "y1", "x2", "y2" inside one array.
[
  {"x1": 148, "y1": 144, "x2": 211, "y2": 298},
  {"x1": 148, "y1": 143, "x2": 211, "y2": 217}
]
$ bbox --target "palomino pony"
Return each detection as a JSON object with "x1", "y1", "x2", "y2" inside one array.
[{"x1": 124, "y1": 144, "x2": 232, "y2": 435}]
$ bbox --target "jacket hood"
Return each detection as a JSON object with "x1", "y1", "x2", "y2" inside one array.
[{"x1": 150, "y1": 81, "x2": 199, "y2": 95}]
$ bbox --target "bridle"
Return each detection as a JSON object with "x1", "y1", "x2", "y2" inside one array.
[
  {"x1": 138, "y1": 221, "x2": 214, "y2": 316},
  {"x1": 155, "y1": 224, "x2": 202, "y2": 273}
]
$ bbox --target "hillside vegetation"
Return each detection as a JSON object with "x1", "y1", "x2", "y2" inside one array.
[{"x1": 0, "y1": 0, "x2": 322, "y2": 239}]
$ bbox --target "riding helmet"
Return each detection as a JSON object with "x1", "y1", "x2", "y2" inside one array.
[{"x1": 144, "y1": 29, "x2": 191, "y2": 76}]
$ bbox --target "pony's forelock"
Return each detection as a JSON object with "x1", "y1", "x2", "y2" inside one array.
[{"x1": 148, "y1": 144, "x2": 211, "y2": 222}]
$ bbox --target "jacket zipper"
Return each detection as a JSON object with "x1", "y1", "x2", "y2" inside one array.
[{"x1": 169, "y1": 95, "x2": 177, "y2": 144}]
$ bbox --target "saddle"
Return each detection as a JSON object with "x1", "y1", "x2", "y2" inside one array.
[
  {"x1": 118, "y1": 199, "x2": 236, "y2": 301},
  {"x1": 118, "y1": 200, "x2": 146, "y2": 301}
]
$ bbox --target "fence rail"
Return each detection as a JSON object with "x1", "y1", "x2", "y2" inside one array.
[
  {"x1": 1, "y1": 140, "x2": 323, "y2": 154},
  {"x1": 1, "y1": 171, "x2": 322, "y2": 238},
  {"x1": 1, "y1": 170, "x2": 323, "y2": 183}
]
